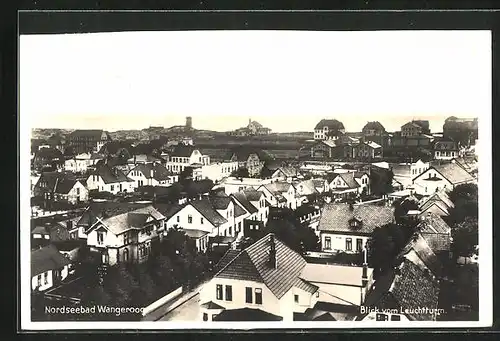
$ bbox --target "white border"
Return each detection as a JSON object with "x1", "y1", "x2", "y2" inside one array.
[{"x1": 19, "y1": 27, "x2": 493, "y2": 330}]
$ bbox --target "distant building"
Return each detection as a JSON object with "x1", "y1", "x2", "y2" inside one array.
[
  {"x1": 32, "y1": 147, "x2": 64, "y2": 171},
  {"x1": 86, "y1": 165, "x2": 135, "y2": 194},
  {"x1": 391, "y1": 159, "x2": 430, "y2": 189},
  {"x1": 443, "y1": 116, "x2": 478, "y2": 147},
  {"x1": 362, "y1": 121, "x2": 386, "y2": 137},
  {"x1": 67, "y1": 130, "x2": 112, "y2": 155},
  {"x1": 166, "y1": 145, "x2": 210, "y2": 174},
  {"x1": 314, "y1": 119, "x2": 345, "y2": 141},
  {"x1": 226, "y1": 148, "x2": 266, "y2": 177},
  {"x1": 231, "y1": 119, "x2": 271, "y2": 136},
  {"x1": 432, "y1": 137, "x2": 459, "y2": 160},
  {"x1": 401, "y1": 120, "x2": 431, "y2": 137}
]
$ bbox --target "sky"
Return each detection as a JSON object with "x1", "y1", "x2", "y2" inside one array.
[{"x1": 20, "y1": 30, "x2": 490, "y2": 133}]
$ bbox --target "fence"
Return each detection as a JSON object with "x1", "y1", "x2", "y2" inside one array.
[{"x1": 141, "y1": 286, "x2": 183, "y2": 316}]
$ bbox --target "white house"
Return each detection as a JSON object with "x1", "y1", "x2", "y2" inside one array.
[
  {"x1": 200, "y1": 162, "x2": 240, "y2": 182},
  {"x1": 86, "y1": 205, "x2": 166, "y2": 265},
  {"x1": 127, "y1": 163, "x2": 178, "y2": 189},
  {"x1": 86, "y1": 165, "x2": 135, "y2": 194},
  {"x1": 166, "y1": 145, "x2": 210, "y2": 174},
  {"x1": 411, "y1": 163, "x2": 475, "y2": 196},
  {"x1": 271, "y1": 167, "x2": 302, "y2": 182},
  {"x1": 216, "y1": 177, "x2": 276, "y2": 196},
  {"x1": 53, "y1": 179, "x2": 89, "y2": 204},
  {"x1": 231, "y1": 189, "x2": 270, "y2": 227},
  {"x1": 257, "y1": 182, "x2": 300, "y2": 210},
  {"x1": 391, "y1": 159, "x2": 430, "y2": 189},
  {"x1": 318, "y1": 203, "x2": 395, "y2": 254},
  {"x1": 329, "y1": 171, "x2": 370, "y2": 198},
  {"x1": 64, "y1": 153, "x2": 104, "y2": 173},
  {"x1": 31, "y1": 244, "x2": 71, "y2": 292}
]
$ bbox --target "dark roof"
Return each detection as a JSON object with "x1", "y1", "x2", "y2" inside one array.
[
  {"x1": 362, "y1": 121, "x2": 386, "y2": 132},
  {"x1": 98, "y1": 141, "x2": 132, "y2": 155},
  {"x1": 233, "y1": 200, "x2": 248, "y2": 218},
  {"x1": 35, "y1": 147, "x2": 63, "y2": 160},
  {"x1": 418, "y1": 212, "x2": 451, "y2": 234},
  {"x1": 432, "y1": 163, "x2": 475, "y2": 185},
  {"x1": 77, "y1": 202, "x2": 152, "y2": 230},
  {"x1": 31, "y1": 244, "x2": 71, "y2": 277},
  {"x1": 31, "y1": 225, "x2": 49, "y2": 235},
  {"x1": 215, "y1": 249, "x2": 241, "y2": 272},
  {"x1": 231, "y1": 192, "x2": 259, "y2": 214},
  {"x1": 35, "y1": 172, "x2": 76, "y2": 191},
  {"x1": 314, "y1": 119, "x2": 345, "y2": 130},
  {"x1": 171, "y1": 145, "x2": 196, "y2": 157},
  {"x1": 398, "y1": 233, "x2": 442, "y2": 278},
  {"x1": 179, "y1": 228, "x2": 209, "y2": 239},
  {"x1": 190, "y1": 199, "x2": 228, "y2": 227},
  {"x1": 363, "y1": 259, "x2": 440, "y2": 321},
  {"x1": 154, "y1": 203, "x2": 184, "y2": 220},
  {"x1": 69, "y1": 130, "x2": 107, "y2": 139},
  {"x1": 53, "y1": 178, "x2": 81, "y2": 194},
  {"x1": 200, "y1": 301, "x2": 225, "y2": 310},
  {"x1": 90, "y1": 205, "x2": 165, "y2": 235},
  {"x1": 318, "y1": 203, "x2": 395, "y2": 234},
  {"x1": 131, "y1": 163, "x2": 173, "y2": 181},
  {"x1": 184, "y1": 179, "x2": 214, "y2": 196},
  {"x1": 332, "y1": 172, "x2": 359, "y2": 189},
  {"x1": 213, "y1": 308, "x2": 283, "y2": 321},
  {"x1": 209, "y1": 196, "x2": 232, "y2": 210},
  {"x1": 95, "y1": 165, "x2": 133, "y2": 184},
  {"x1": 216, "y1": 233, "x2": 308, "y2": 299}
]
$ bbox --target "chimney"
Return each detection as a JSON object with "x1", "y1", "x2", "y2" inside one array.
[{"x1": 268, "y1": 234, "x2": 277, "y2": 269}]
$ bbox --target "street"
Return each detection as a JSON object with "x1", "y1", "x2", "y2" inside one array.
[{"x1": 158, "y1": 293, "x2": 200, "y2": 321}]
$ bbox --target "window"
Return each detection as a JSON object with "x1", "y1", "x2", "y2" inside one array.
[
  {"x1": 37, "y1": 275, "x2": 42, "y2": 287},
  {"x1": 316, "y1": 291, "x2": 320, "y2": 298},
  {"x1": 123, "y1": 249, "x2": 129, "y2": 262},
  {"x1": 200, "y1": 217, "x2": 204, "y2": 224},
  {"x1": 376, "y1": 313, "x2": 389, "y2": 321},
  {"x1": 346, "y1": 238, "x2": 352, "y2": 251},
  {"x1": 44, "y1": 272, "x2": 49, "y2": 284},
  {"x1": 188, "y1": 215, "x2": 193, "y2": 224},
  {"x1": 324, "y1": 237, "x2": 331, "y2": 250},
  {"x1": 110, "y1": 185, "x2": 114, "y2": 191},
  {"x1": 76, "y1": 187, "x2": 80, "y2": 195},
  {"x1": 97, "y1": 231, "x2": 105, "y2": 245},
  {"x1": 356, "y1": 239, "x2": 363, "y2": 252},
  {"x1": 245, "y1": 287, "x2": 253, "y2": 303},
  {"x1": 255, "y1": 288, "x2": 262, "y2": 304},
  {"x1": 294, "y1": 294, "x2": 299, "y2": 303},
  {"x1": 203, "y1": 313, "x2": 208, "y2": 321},
  {"x1": 124, "y1": 233, "x2": 130, "y2": 244},
  {"x1": 225, "y1": 285, "x2": 233, "y2": 301},
  {"x1": 216, "y1": 284, "x2": 223, "y2": 300},
  {"x1": 177, "y1": 216, "x2": 180, "y2": 223},
  {"x1": 391, "y1": 315, "x2": 401, "y2": 321}
]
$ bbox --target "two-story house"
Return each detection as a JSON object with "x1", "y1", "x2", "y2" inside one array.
[
  {"x1": 432, "y1": 137, "x2": 459, "y2": 160},
  {"x1": 314, "y1": 119, "x2": 345, "y2": 141},
  {"x1": 86, "y1": 165, "x2": 135, "y2": 194},
  {"x1": 411, "y1": 163, "x2": 475, "y2": 196},
  {"x1": 200, "y1": 161, "x2": 240, "y2": 182},
  {"x1": 166, "y1": 145, "x2": 210, "y2": 174},
  {"x1": 33, "y1": 172, "x2": 89, "y2": 205},
  {"x1": 31, "y1": 244, "x2": 71, "y2": 292},
  {"x1": 401, "y1": 120, "x2": 430, "y2": 137},
  {"x1": 257, "y1": 182, "x2": 300, "y2": 210},
  {"x1": 67, "y1": 130, "x2": 112, "y2": 155},
  {"x1": 328, "y1": 171, "x2": 370, "y2": 199},
  {"x1": 362, "y1": 121, "x2": 386, "y2": 137},
  {"x1": 226, "y1": 148, "x2": 265, "y2": 177},
  {"x1": 231, "y1": 189, "x2": 270, "y2": 238},
  {"x1": 391, "y1": 159, "x2": 430, "y2": 189},
  {"x1": 64, "y1": 153, "x2": 105, "y2": 174},
  {"x1": 318, "y1": 203, "x2": 395, "y2": 254},
  {"x1": 127, "y1": 163, "x2": 178, "y2": 189},
  {"x1": 85, "y1": 205, "x2": 166, "y2": 265},
  {"x1": 32, "y1": 147, "x2": 64, "y2": 171}
]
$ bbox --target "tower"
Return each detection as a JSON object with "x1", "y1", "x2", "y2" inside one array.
[{"x1": 186, "y1": 116, "x2": 192, "y2": 130}]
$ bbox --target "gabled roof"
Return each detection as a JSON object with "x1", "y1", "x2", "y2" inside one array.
[
  {"x1": 35, "y1": 147, "x2": 64, "y2": 160},
  {"x1": 365, "y1": 141, "x2": 382, "y2": 149},
  {"x1": 261, "y1": 182, "x2": 292, "y2": 195},
  {"x1": 69, "y1": 129, "x2": 108, "y2": 139},
  {"x1": 397, "y1": 233, "x2": 442, "y2": 278},
  {"x1": 78, "y1": 202, "x2": 154, "y2": 231},
  {"x1": 31, "y1": 244, "x2": 71, "y2": 277},
  {"x1": 274, "y1": 167, "x2": 300, "y2": 178},
  {"x1": 294, "y1": 179, "x2": 318, "y2": 196},
  {"x1": 363, "y1": 259, "x2": 440, "y2": 321},
  {"x1": 330, "y1": 172, "x2": 359, "y2": 189},
  {"x1": 215, "y1": 249, "x2": 241, "y2": 273},
  {"x1": 419, "y1": 191, "x2": 454, "y2": 210},
  {"x1": 213, "y1": 308, "x2": 283, "y2": 321},
  {"x1": 414, "y1": 163, "x2": 474, "y2": 186},
  {"x1": 130, "y1": 163, "x2": 173, "y2": 181},
  {"x1": 231, "y1": 192, "x2": 259, "y2": 214},
  {"x1": 171, "y1": 145, "x2": 196, "y2": 157},
  {"x1": 209, "y1": 196, "x2": 232, "y2": 210},
  {"x1": 315, "y1": 119, "x2": 345, "y2": 130},
  {"x1": 318, "y1": 203, "x2": 395, "y2": 234},
  {"x1": 91, "y1": 205, "x2": 165, "y2": 235},
  {"x1": 215, "y1": 233, "x2": 309, "y2": 299},
  {"x1": 94, "y1": 165, "x2": 134, "y2": 184},
  {"x1": 31, "y1": 225, "x2": 49, "y2": 235},
  {"x1": 190, "y1": 199, "x2": 228, "y2": 227},
  {"x1": 362, "y1": 121, "x2": 385, "y2": 132},
  {"x1": 417, "y1": 212, "x2": 451, "y2": 234},
  {"x1": 53, "y1": 178, "x2": 82, "y2": 194}
]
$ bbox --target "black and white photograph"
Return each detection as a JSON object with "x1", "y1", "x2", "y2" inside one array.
[{"x1": 19, "y1": 12, "x2": 493, "y2": 330}]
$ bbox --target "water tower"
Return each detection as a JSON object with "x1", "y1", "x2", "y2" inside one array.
[{"x1": 186, "y1": 116, "x2": 193, "y2": 130}]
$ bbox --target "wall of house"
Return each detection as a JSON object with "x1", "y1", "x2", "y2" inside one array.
[
  {"x1": 87, "y1": 226, "x2": 122, "y2": 248},
  {"x1": 32, "y1": 270, "x2": 54, "y2": 292},
  {"x1": 286, "y1": 286, "x2": 319, "y2": 315},
  {"x1": 313, "y1": 281, "x2": 365, "y2": 306},
  {"x1": 199, "y1": 277, "x2": 282, "y2": 319},
  {"x1": 86, "y1": 174, "x2": 103, "y2": 191},
  {"x1": 167, "y1": 205, "x2": 218, "y2": 236},
  {"x1": 435, "y1": 150, "x2": 458, "y2": 160},
  {"x1": 412, "y1": 174, "x2": 452, "y2": 196},
  {"x1": 201, "y1": 162, "x2": 239, "y2": 182},
  {"x1": 321, "y1": 232, "x2": 370, "y2": 254},
  {"x1": 66, "y1": 182, "x2": 89, "y2": 204}
]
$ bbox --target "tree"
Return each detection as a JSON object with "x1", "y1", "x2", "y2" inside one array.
[
  {"x1": 451, "y1": 216, "x2": 478, "y2": 257},
  {"x1": 368, "y1": 223, "x2": 410, "y2": 278},
  {"x1": 393, "y1": 198, "x2": 420, "y2": 225},
  {"x1": 370, "y1": 167, "x2": 394, "y2": 196},
  {"x1": 231, "y1": 167, "x2": 250, "y2": 178},
  {"x1": 448, "y1": 183, "x2": 478, "y2": 205},
  {"x1": 448, "y1": 184, "x2": 478, "y2": 225}
]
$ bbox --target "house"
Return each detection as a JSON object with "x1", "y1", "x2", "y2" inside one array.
[
  {"x1": 397, "y1": 233, "x2": 443, "y2": 279},
  {"x1": 416, "y1": 212, "x2": 452, "y2": 257},
  {"x1": 432, "y1": 137, "x2": 459, "y2": 160},
  {"x1": 418, "y1": 191, "x2": 455, "y2": 217},
  {"x1": 451, "y1": 157, "x2": 478, "y2": 176},
  {"x1": 314, "y1": 119, "x2": 345, "y2": 141},
  {"x1": 226, "y1": 148, "x2": 266, "y2": 177},
  {"x1": 411, "y1": 163, "x2": 475, "y2": 196},
  {"x1": 391, "y1": 159, "x2": 430, "y2": 189},
  {"x1": 299, "y1": 263, "x2": 375, "y2": 306},
  {"x1": 294, "y1": 204, "x2": 321, "y2": 233},
  {"x1": 67, "y1": 130, "x2": 112, "y2": 155},
  {"x1": 127, "y1": 163, "x2": 178, "y2": 189},
  {"x1": 328, "y1": 172, "x2": 370, "y2": 199},
  {"x1": 126, "y1": 154, "x2": 164, "y2": 166},
  {"x1": 318, "y1": 203, "x2": 395, "y2": 253},
  {"x1": 293, "y1": 179, "x2": 319, "y2": 201},
  {"x1": 33, "y1": 172, "x2": 88, "y2": 205},
  {"x1": 358, "y1": 258, "x2": 440, "y2": 321},
  {"x1": 231, "y1": 189, "x2": 269, "y2": 228},
  {"x1": 362, "y1": 121, "x2": 386, "y2": 137},
  {"x1": 443, "y1": 116, "x2": 478, "y2": 147},
  {"x1": 401, "y1": 120, "x2": 430, "y2": 137},
  {"x1": 310, "y1": 140, "x2": 342, "y2": 159},
  {"x1": 312, "y1": 179, "x2": 330, "y2": 194},
  {"x1": 300, "y1": 163, "x2": 333, "y2": 176},
  {"x1": 200, "y1": 161, "x2": 240, "y2": 182},
  {"x1": 257, "y1": 182, "x2": 300, "y2": 210},
  {"x1": 32, "y1": 147, "x2": 64, "y2": 171},
  {"x1": 217, "y1": 177, "x2": 275, "y2": 196},
  {"x1": 31, "y1": 244, "x2": 71, "y2": 292},
  {"x1": 231, "y1": 119, "x2": 272, "y2": 136},
  {"x1": 86, "y1": 165, "x2": 135, "y2": 194},
  {"x1": 31, "y1": 225, "x2": 51, "y2": 241},
  {"x1": 271, "y1": 166, "x2": 302, "y2": 182},
  {"x1": 85, "y1": 205, "x2": 166, "y2": 265},
  {"x1": 343, "y1": 141, "x2": 383, "y2": 161},
  {"x1": 166, "y1": 145, "x2": 210, "y2": 174},
  {"x1": 199, "y1": 234, "x2": 321, "y2": 322},
  {"x1": 64, "y1": 153, "x2": 105, "y2": 173}
]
